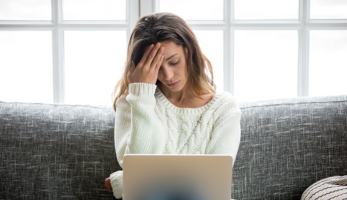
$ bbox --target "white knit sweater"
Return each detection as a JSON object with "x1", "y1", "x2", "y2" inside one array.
[{"x1": 110, "y1": 82, "x2": 242, "y2": 199}]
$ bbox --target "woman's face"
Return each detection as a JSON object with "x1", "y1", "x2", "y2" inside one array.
[{"x1": 144, "y1": 41, "x2": 189, "y2": 92}]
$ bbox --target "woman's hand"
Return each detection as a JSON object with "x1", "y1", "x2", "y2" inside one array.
[
  {"x1": 105, "y1": 177, "x2": 111, "y2": 191},
  {"x1": 127, "y1": 42, "x2": 165, "y2": 85}
]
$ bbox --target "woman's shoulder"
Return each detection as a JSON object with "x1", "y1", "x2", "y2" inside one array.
[
  {"x1": 211, "y1": 91, "x2": 242, "y2": 115},
  {"x1": 211, "y1": 91, "x2": 238, "y2": 104}
]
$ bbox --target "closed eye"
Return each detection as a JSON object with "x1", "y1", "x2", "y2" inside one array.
[
  {"x1": 159, "y1": 61, "x2": 179, "y2": 70},
  {"x1": 172, "y1": 61, "x2": 179, "y2": 65}
]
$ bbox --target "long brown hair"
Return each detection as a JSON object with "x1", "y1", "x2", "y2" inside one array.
[{"x1": 111, "y1": 12, "x2": 216, "y2": 112}]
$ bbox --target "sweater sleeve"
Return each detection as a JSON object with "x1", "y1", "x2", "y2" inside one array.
[
  {"x1": 205, "y1": 97, "x2": 242, "y2": 169},
  {"x1": 109, "y1": 82, "x2": 167, "y2": 199}
]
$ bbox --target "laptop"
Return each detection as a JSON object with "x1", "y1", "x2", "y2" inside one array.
[{"x1": 123, "y1": 154, "x2": 233, "y2": 200}]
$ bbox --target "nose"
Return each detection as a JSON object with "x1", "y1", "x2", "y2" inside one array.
[{"x1": 161, "y1": 66, "x2": 174, "y2": 81}]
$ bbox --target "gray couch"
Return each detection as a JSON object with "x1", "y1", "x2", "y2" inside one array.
[{"x1": 1, "y1": 94, "x2": 346, "y2": 200}]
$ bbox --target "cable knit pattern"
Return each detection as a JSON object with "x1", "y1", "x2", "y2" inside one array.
[{"x1": 109, "y1": 82, "x2": 242, "y2": 199}]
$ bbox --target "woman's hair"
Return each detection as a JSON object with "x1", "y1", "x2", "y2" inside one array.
[{"x1": 111, "y1": 12, "x2": 216, "y2": 112}]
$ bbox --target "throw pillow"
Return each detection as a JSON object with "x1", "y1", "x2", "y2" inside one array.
[{"x1": 301, "y1": 175, "x2": 347, "y2": 200}]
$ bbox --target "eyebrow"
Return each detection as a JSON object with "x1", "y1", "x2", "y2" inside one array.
[{"x1": 166, "y1": 53, "x2": 178, "y2": 61}]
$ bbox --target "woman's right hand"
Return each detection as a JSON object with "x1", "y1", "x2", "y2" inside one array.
[{"x1": 127, "y1": 42, "x2": 165, "y2": 85}]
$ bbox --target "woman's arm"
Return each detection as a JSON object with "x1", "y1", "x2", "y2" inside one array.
[
  {"x1": 205, "y1": 97, "x2": 242, "y2": 168},
  {"x1": 110, "y1": 82, "x2": 167, "y2": 199},
  {"x1": 116, "y1": 82, "x2": 167, "y2": 167}
]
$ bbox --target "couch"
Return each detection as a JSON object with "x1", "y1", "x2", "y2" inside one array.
[{"x1": 1, "y1": 94, "x2": 346, "y2": 199}]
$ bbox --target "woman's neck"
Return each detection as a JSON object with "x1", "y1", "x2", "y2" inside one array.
[{"x1": 157, "y1": 81, "x2": 194, "y2": 103}]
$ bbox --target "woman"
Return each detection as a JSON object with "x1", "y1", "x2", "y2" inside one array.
[{"x1": 105, "y1": 12, "x2": 242, "y2": 199}]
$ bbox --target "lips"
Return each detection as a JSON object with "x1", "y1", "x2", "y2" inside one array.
[{"x1": 168, "y1": 81, "x2": 179, "y2": 87}]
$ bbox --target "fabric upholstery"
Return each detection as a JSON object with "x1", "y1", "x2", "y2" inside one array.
[
  {"x1": 0, "y1": 102, "x2": 121, "y2": 199},
  {"x1": 233, "y1": 94, "x2": 347, "y2": 199},
  {"x1": 0, "y1": 94, "x2": 346, "y2": 199}
]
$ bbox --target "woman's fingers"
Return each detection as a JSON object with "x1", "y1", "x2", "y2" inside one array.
[
  {"x1": 155, "y1": 54, "x2": 164, "y2": 71},
  {"x1": 137, "y1": 44, "x2": 154, "y2": 69},
  {"x1": 127, "y1": 42, "x2": 164, "y2": 85},
  {"x1": 153, "y1": 47, "x2": 164, "y2": 72},
  {"x1": 105, "y1": 177, "x2": 111, "y2": 191},
  {"x1": 143, "y1": 42, "x2": 163, "y2": 70}
]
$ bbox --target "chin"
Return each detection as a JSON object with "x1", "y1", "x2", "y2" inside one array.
[
  {"x1": 168, "y1": 87, "x2": 180, "y2": 91},
  {"x1": 159, "y1": 80, "x2": 185, "y2": 91}
]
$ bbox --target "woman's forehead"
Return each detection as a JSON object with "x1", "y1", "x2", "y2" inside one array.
[{"x1": 144, "y1": 41, "x2": 181, "y2": 51}]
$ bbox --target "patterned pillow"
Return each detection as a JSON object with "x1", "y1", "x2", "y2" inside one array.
[{"x1": 301, "y1": 175, "x2": 347, "y2": 200}]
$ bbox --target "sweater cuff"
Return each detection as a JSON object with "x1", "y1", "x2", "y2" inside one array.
[
  {"x1": 110, "y1": 171, "x2": 123, "y2": 199},
  {"x1": 129, "y1": 82, "x2": 157, "y2": 96}
]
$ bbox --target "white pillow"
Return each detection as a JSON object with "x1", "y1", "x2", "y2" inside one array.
[{"x1": 301, "y1": 175, "x2": 347, "y2": 200}]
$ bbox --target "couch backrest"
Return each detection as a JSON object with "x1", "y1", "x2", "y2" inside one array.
[
  {"x1": 0, "y1": 102, "x2": 121, "y2": 199},
  {"x1": 233, "y1": 94, "x2": 347, "y2": 200},
  {"x1": 1, "y1": 94, "x2": 346, "y2": 200}
]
